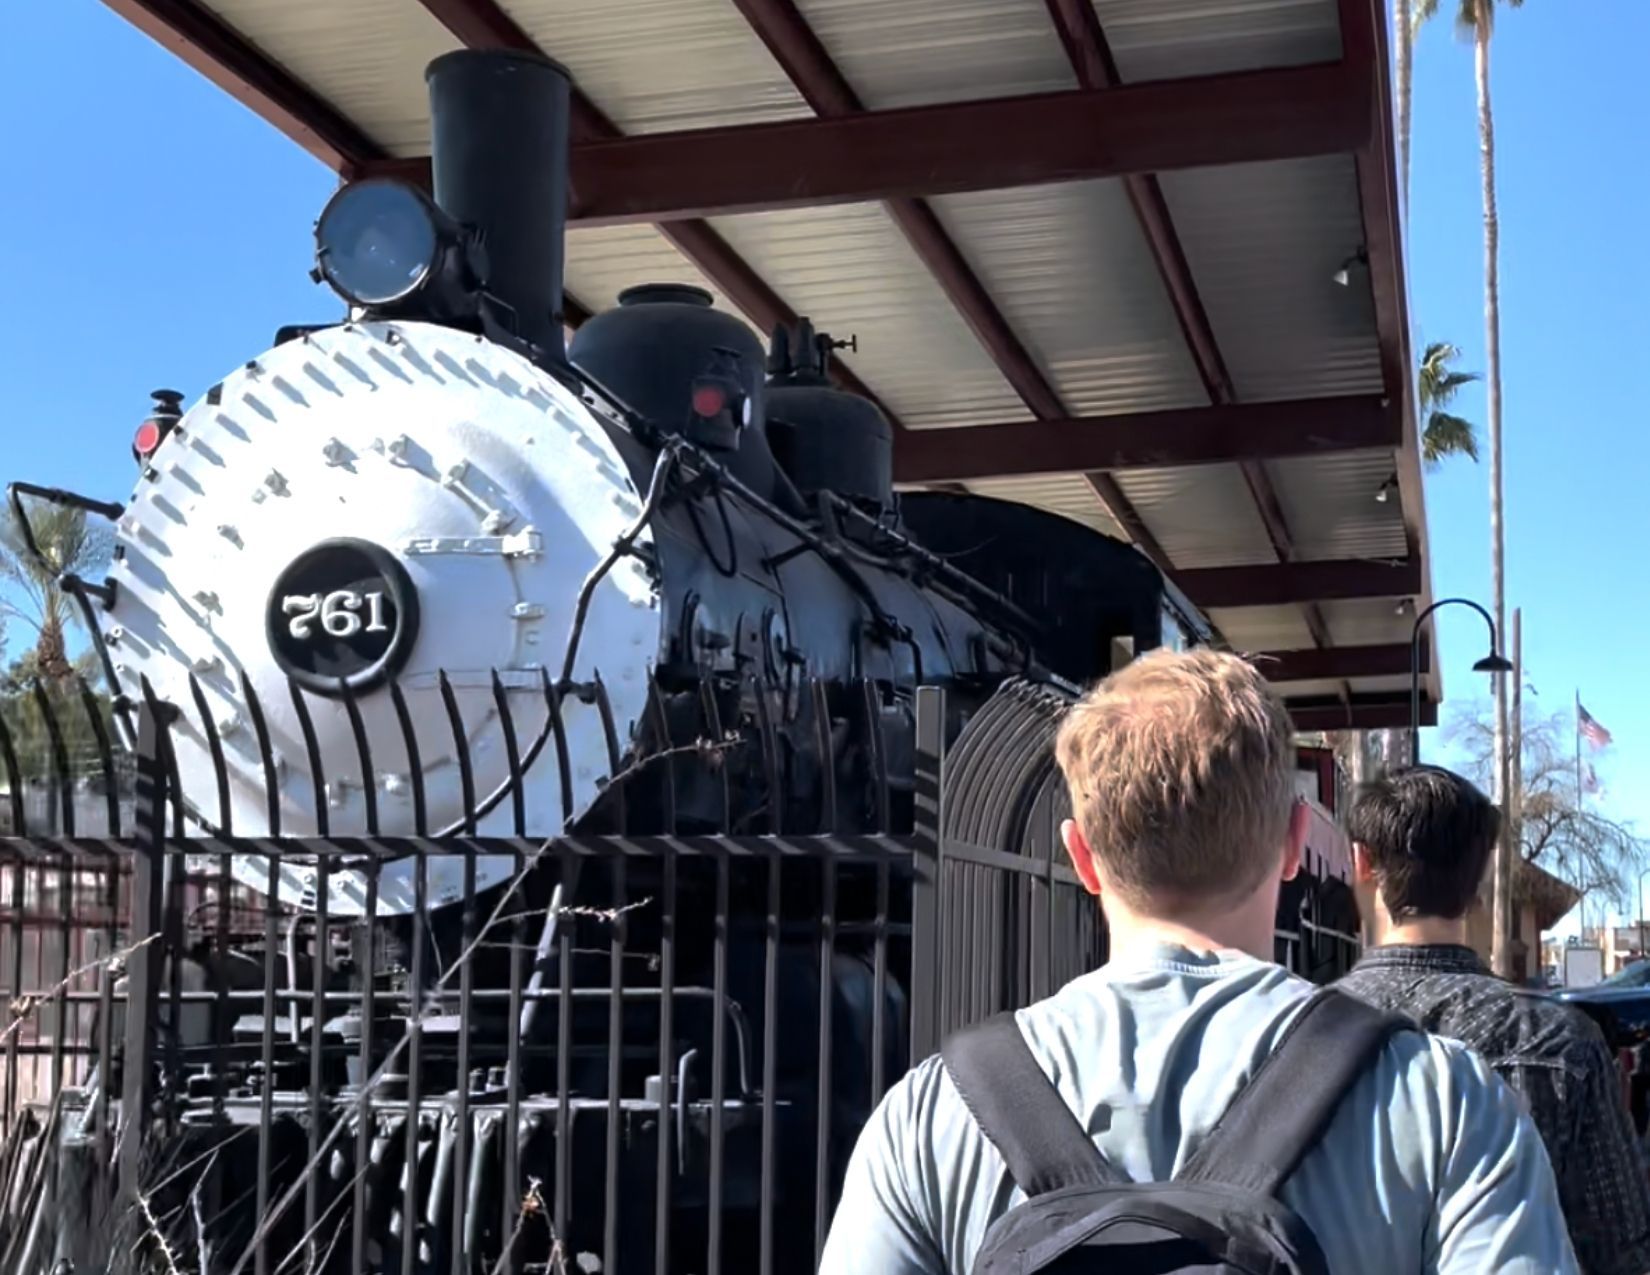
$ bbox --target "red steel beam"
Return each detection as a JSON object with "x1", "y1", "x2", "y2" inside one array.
[
  {"x1": 1340, "y1": 0, "x2": 1423, "y2": 562},
  {"x1": 1252, "y1": 641, "x2": 1427, "y2": 684},
  {"x1": 1289, "y1": 694, "x2": 1435, "y2": 732},
  {"x1": 412, "y1": 0, "x2": 898, "y2": 425},
  {"x1": 585, "y1": 63, "x2": 1359, "y2": 224},
  {"x1": 368, "y1": 62, "x2": 1369, "y2": 225},
  {"x1": 894, "y1": 396, "x2": 1394, "y2": 484},
  {"x1": 1177, "y1": 557, "x2": 1421, "y2": 610}
]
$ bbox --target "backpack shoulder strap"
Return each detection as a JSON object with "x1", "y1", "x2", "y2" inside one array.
[
  {"x1": 1177, "y1": 986, "x2": 1411, "y2": 1197},
  {"x1": 941, "y1": 1012, "x2": 1127, "y2": 1196}
]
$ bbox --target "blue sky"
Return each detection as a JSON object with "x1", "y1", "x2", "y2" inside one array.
[
  {"x1": 4, "y1": 3, "x2": 1646, "y2": 920},
  {"x1": 1404, "y1": 1, "x2": 1650, "y2": 927}
]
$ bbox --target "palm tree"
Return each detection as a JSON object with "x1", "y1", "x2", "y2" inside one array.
[
  {"x1": 0, "y1": 501, "x2": 112, "y2": 684},
  {"x1": 0, "y1": 503, "x2": 114, "y2": 788},
  {"x1": 1417, "y1": 340, "x2": 1480, "y2": 465},
  {"x1": 1415, "y1": 0, "x2": 1523, "y2": 977},
  {"x1": 1395, "y1": 2, "x2": 1416, "y2": 213}
]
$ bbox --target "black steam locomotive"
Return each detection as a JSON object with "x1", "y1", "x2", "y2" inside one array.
[{"x1": 3, "y1": 48, "x2": 1358, "y2": 1275}]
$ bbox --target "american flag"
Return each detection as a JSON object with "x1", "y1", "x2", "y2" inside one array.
[
  {"x1": 1584, "y1": 763, "x2": 1601, "y2": 795},
  {"x1": 1579, "y1": 701, "x2": 1613, "y2": 749}
]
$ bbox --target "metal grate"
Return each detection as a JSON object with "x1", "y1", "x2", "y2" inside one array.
[{"x1": 0, "y1": 678, "x2": 1358, "y2": 1273}]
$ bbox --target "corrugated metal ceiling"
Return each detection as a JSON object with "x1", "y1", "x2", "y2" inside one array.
[
  {"x1": 1269, "y1": 449, "x2": 1409, "y2": 562},
  {"x1": 500, "y1": 0, "x2": 814, "y2": 132},
  {"x1": 209, "y1": 0, "x2": 457, "y2": 155},
  {"x1": 562, "y1": 225, "x2": 737, "y2": 315},
  {"x1": 960, "y1": 474, "x2": 1129, "y2": 542},
  {"x1": 1097, "y1": 0, "x2": 1342, "y2": 81},
  {"x1": 794, "y1": 0, "x2": 1076, "y2": 108},
  {"x1": 1159, "y1": 155, "x2": 1383, "y2": 405},
  {"x1": 1114, "y1": 464, "x2": 1281, "y2": 570},
  {"x1": 709, "y1": 202, "x2": 1032, "y2": 428},
  {"x1": 930, "y1": 180, "x2": 1211, "y2": 418},
  {"x1": 1206, "y1": 604, "x2": 1317, "y2": 653}
]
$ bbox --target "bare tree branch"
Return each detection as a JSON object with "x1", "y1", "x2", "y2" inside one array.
[{"x1": 1446, "y1": 699, "x2": 1646, "y2": 911}]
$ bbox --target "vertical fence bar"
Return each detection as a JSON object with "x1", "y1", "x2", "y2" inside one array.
[
  {"x1": 871, "y1": 855, "x2": 890, "y2": 1106},
  {"x1": 50, "y1": 847, "x2": 71, "y2": 1103},
  {"x1": 496, "y1": 669, "x2": 526, "y2": 1262},
  {"x1": 653, "y1": 839, "x2": 677, "y2": 1275},
  {"x1": 119, "y1": 704, "x2": 167, "y2": 1205},
  {"x1": 602, "y1": 854, "x2": 627, "y2": 1274},
  {"x1": 813, "y1": 854, "x2": 837, "y2": 1267},
  {"x1": 94, "y1": 841, "x2": 118, "y2": 1192},
  {"x1": 553, "y1": 848, "x2": 575, "y2": 1243},
  {"x1": 401, "y1": 851, "x2": 429, "y2": 1275},
  {"x1": 439, "y1": 671, "x2": 478, "y2": 1275},
  {"x1": 5, "y1": 859, "x2": 21, "y2": 1137},
  {"x1": 910, "y1": 687, "x2": 945, "y2": 1061},
  {"x1": 501, "y1": 881, "x2": 524, "y2": 1274},
  {"x1": 0, "y1": 709, "x2": 24, "y2": 835},
  {"x1": 353, "y1": 856, "x2": 381, "y2": 1274},
  {"x1": 255, "y1": 848, "x2": 279, "y2": 1275},
  {"x1": 35, "y1": 685, "x2": 74, "y2": 1109},
  {"x1": 451, "y1": 850, "x2": 477, "y2": 1275},
  {"x1": 707, "y1": 845, "x2": 728, "y2": 1273}
]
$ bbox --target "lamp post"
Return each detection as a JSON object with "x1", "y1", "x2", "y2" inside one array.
[{"x1": 1409, "y1": 597, "x2": 1515, "y2": 766}]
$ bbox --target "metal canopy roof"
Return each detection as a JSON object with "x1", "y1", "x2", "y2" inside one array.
[{"x1": 103, "y1": 0, "x2": 1439, "y2": 731}]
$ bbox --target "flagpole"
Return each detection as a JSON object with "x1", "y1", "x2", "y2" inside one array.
[{"x1": 1576, "y1": 689, "x2": 1584, "y2": 814}]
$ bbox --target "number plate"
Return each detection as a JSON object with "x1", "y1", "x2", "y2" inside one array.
[{"x1": 265, "y1": 537, "x2": 420, "y2": 695}]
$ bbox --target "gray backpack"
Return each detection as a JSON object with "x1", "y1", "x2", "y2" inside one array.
[{"x1": 940, "y1": 987, "x2": 1409, "y2": 1274}]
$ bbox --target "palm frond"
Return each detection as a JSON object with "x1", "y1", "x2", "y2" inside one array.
[
  {"x1": 1422, "y1": 411, "x2": 1479, "y2": 465},
  {"x1": 1431, "y1": 370, "x2": 1480, "y2": 403}
]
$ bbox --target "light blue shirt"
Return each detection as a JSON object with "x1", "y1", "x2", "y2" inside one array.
[{"x1": 820, "y1": 944, "x2": 1579, "y2": 1274}]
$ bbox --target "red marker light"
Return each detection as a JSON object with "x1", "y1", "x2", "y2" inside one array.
[
  {"x1": 691, "y1": 385, "x2": 726, "y2": 418},
  {"x1": 134, "y1": 420, "x2": 164, "y2": 456}
]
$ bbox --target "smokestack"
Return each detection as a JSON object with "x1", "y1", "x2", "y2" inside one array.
[{"x1": 426, "y1": 49, "x2": 571, "y2": 361}]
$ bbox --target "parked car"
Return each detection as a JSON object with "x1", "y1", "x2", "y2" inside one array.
[
  {"x1": 1556, "y1": 962, "x2": 1650, "y2": 1137},
  {"x1": 1556, "y1": 958, "x2": 1650, "y2": 1045}
]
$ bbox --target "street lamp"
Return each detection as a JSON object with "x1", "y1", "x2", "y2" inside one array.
[{"x1": 1410, "y1": 597, "x2": 1515, "y2": 766}]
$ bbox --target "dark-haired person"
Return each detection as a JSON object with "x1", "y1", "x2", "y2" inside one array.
[{"x1": 1339, "y1": 765, "x2": 1650, "y2": 1275}]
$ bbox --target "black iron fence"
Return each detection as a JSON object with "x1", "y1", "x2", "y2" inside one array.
[{"x1": 0, "y1": 678, "x2": 1358, "y2": 1274}]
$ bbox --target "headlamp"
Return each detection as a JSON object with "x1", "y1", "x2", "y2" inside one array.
[{"x1": 314, "y1": 179, "x2": 443, "y2": 308}]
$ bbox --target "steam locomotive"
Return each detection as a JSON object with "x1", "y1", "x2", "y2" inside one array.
[{"x1": 7, "y1": 48, "x2": 1358, "y2": 1275}]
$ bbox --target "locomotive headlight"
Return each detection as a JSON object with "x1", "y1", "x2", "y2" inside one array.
[{"x1": 314, "y1": 179, "x2": 442, "y2": 308}]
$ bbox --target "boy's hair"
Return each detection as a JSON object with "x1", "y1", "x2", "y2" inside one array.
[
  {"x1": 1346, "y1": 765, "x2": 1500, "y2": 920},
  {"x1": 1053, "y1": 648, "x2": 1297, "y2": 911}
]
